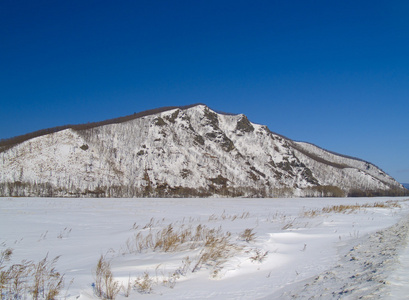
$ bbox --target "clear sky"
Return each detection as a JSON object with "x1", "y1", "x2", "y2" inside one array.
[{"x1": 1, "y1": 0, "x2": 408, "y2": 183}]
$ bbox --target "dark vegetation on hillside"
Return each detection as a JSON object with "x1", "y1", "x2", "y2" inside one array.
[
  {"x1": 0, "y1": 103, "x2": 381, "y2": 169},
  {"x1": 0, "y1": 104, "x2": 211, "y2": 153},
  {"x1": 1, "y1": 181, "x2": 408, "y2": 198},
  {"x1": 1, "y1": 104, "x2": 407, "y2": 198}
]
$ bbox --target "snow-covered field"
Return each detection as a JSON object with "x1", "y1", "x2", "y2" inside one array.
[{"x1": 1, "y1": 196, "x2": 409, "y2": 299}]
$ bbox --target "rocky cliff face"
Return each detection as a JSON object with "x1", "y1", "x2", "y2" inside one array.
[{"x1": 0, "y1": 104, "x2": 406, "y2": 197}]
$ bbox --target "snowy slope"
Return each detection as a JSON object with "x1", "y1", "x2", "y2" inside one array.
[{"x1": 0, "y1": 104, "x2": 405, "y2": 197}]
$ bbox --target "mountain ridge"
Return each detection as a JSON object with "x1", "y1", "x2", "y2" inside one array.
[
  {"x1": 0, "y1": 104, "x2": 383, "y2": 167},
  {"x1": 0, "y1": 104, "x2": 407, "y2": 198},
  {"x1": 0, "y1": 104, "x2": 207, "y2": 153}
]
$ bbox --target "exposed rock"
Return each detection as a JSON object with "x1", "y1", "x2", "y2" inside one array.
[
  {"x1": 236, "y1": 115, "x2": 254, "y2": 133},
  {"x1": 0, "y1": 104, "x2": 406, "y2": 198}
]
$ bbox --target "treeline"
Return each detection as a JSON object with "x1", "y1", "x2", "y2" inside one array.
[
  {"x1": 0, "y1": 181, "x2": 345, "y2": 198},
  {"x1": 290, "y1": 141, "x2": 375, "y2": 169},
  {"x1": 347, "y1": 187, "x2": 409, "y2": 197},
  {"x1": 0, "y1": 125, "x2": 72, "y2": 153},
  {"x1": 291, "y1": 143, "x2": 348, "y2": 169},
  {"x1": 0, "y1": 182, "x2": 64, "y2": 197},
  {"x1": 2, "y1": 181, "x2": 407, "y2": 198},
  {"x1": 302, "y1": 185, "x2": 346, "y2": 197},
  {"x1": 0, "y1": 182, "x2": 264, "y2": 198}
]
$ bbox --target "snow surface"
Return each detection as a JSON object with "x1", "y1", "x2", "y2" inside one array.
[{"x1": 1, "y1": 196, "x2": 409, "y2": 299}]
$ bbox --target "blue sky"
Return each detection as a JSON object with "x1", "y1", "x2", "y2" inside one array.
[{"x1": 1, "y1": 0, "x2": 408, "y2": 183}]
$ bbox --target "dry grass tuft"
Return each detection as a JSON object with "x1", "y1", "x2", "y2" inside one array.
[
  {"x1": 249, "y1": 249, "x2": 269, "y2": 263},
  {"x1": 126, "y1": 223, "x2": 236, "y2": 255},
  {"x1": 118, "y1": 221, "x2": 254, "y2": 293},
  {"x1": 238, "y1": 228, "x2": 256, "y2": 243},
  {"x1": 192, "y1": 231, "x2": 238, "y2": 274},
  {"x1": 112, "y1": 219, "x2": 271, "y2": 295},
  {"x1": 0, "y1": 248, "x2": 65, "y2": 300},
  {"x1": 281, "y1": 218, "x2": 297, "y2": 230},
  {"x1": 302, "y1": 200, "x2": 401, "y2": 218},
  {"x1": 208, "y1": 210, "x2": 250, "y2": 221},
  {"x1": 134, "y1": 272, "x2": 153, "y2": 294},
  {"x1": 94, "y1": 255, "x2": 121, "y2": 300},
  {"x1": 126, "y1": 223, "x2": 239, "y2": 277},
  {"x1": 32, "y1": 254, "x2": 64, "y2": 300}
]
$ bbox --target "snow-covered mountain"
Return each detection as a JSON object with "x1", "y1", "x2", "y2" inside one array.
[{"x1": 0, "y1": 104, "x2": 406, "y2": 197}]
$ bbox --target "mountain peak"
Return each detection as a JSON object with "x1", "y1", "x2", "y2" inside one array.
[{"x1": 0, "y1": 105, "x2": 407, "y2": 198}]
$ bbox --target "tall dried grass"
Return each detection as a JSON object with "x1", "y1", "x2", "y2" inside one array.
[
  {"x1": 0, "y1": 248, "x2": 64, "y2": 300},
  {"x1": 302, "y1": 200, "x2": 401, "y2": 218},
  {"x1": 98, "y1": 221, "x2": 261, "y2": 297},
  {"x1": 94, "y1": 255, "x2": 121, "y2": 300}
]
